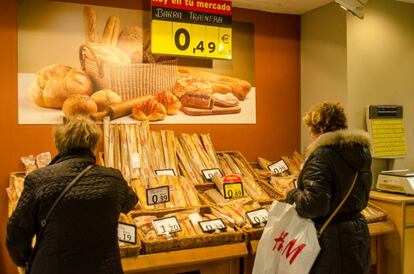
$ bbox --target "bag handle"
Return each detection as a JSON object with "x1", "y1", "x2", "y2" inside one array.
[{"x1": 317, "y1": 171, "x2": 359, "y2": 238}]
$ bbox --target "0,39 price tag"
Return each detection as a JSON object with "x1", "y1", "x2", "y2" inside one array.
[
  {"x1": 268, "y1": 160, "x2": 289, "y2": 175},
  {"x1": 146, "y1": 186, "x2": 170, "y2": 205},
  {"x1": 223, "y1": 182, "x2": 244, "y2": 199},
  {"x1": 202, "y1": 168, "x2": 223, "y2": 181},
  {"x1": 199, "y1": 219, "x2": 227, "y2": 233},
  {"x1": 152, "y1": 216, "x2": 182, "y2": 236},
  {"x1": 118, "y1": 222, "x2": 137, "y2": 244},
  {"x1": 246, "y1": 208, "x2": 268, "y2": 227}
]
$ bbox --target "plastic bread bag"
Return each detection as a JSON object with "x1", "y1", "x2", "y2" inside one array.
[
  {"x1": 21, "y1": 155, "x2": 36, "y2": 173},
  {"x1": 36, "y1": 152, "x2": 52, "y2": 168}
]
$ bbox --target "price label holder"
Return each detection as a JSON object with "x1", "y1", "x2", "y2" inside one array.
[
  {"x1": 202, "y1": 168, "x2": 223, "y2": 181},
  {"x1": 118, "y1": 222, "x2": 137, "y2": 244},
  {"x1": 153, "y1": 216, "x2": 182, "y2": 236},
  {"x1": 199, "y1": 218, "x2": 227, "y2": 233},
  {"x1": 223, "y1": 182, "x2": 243, "y2": 199},
  {"x1": 155, "y1": 169, "x2": 176, "y2": 176},
  {"x1": 151, "y1": 0, "x2": 232, "y2": 59},
  {"x1": 268, "y1": 160, "x2": 289, "y2": 175},
  {"x1": 246, "y1": 208, "x2": 268, "y2": 227},
  {"x1": 146, "y1": 185, "x2": 170, "y2": 205}
]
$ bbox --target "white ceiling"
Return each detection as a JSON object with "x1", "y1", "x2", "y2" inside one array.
[{"x1": 232, "y1": 0, "x2": 333, "y2": 15}]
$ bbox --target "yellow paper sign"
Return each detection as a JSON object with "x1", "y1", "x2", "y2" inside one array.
[{"x1": 223, "y1": 182, "x2": 243, "y2": 199}]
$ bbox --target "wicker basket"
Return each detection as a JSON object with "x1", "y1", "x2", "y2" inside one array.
[
  {"x1": 79, "y1": 44, "x2": 178, "y2": 100},
  {"x1": 119, "y1": 242, "x2": 141, "y2": 257}
]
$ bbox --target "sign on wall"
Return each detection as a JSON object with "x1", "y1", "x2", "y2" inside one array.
[
  {"x1": 151, "y1": 0, "x2": 232, "y2": 59},
  {"x1": 17, "y1": 1, "x2": 255, "y2": 125}
]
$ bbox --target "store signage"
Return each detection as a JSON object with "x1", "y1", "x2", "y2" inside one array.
[
  {"x1": 199, "y1": 218, "x2": 227, "y2": 233},
  {"x1": 118, "y1": 222, "x2": 137, "y2": 244},
  {"x1": 268, "y1": 160, "x2": 289, "y2": 175},
  {"x1": 223, "y1": 175, "x2": 243, "y2": 199},
  {"x1": 151, "y1": 0, "x2": 232, "y2": 59},
  {"x1": 202, "y1": 168, "x2": 223, "y2": 181},
  {"x1": 146, "y1": 185, "x2": 170, "y2": 205},
  {"x1": 153, "y1": 216, "x2": 182, "y2": 235},
  {"x1": 246, "y1": 208, "x2": 268, "y2": 226},
  {"x1": 155, "y1": 169, "x2": 177, "y2": 176}
]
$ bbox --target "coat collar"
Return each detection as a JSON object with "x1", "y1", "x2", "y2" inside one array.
[
  {"x1": 50, "y1": 147, "x2": 96, "y2": 165},
  {"x1": 305, "y1": 129, "x2": 371, "y2": 158}
]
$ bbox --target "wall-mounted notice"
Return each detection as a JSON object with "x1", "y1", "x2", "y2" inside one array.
[
  {"x1": 151, "y1": 0, "x2": 232, "y2": 59},
  {"x1": 366, "y1": 105, "x2": 408, "y2": 158}
]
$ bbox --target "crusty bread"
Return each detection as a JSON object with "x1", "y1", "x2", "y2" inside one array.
[
  {"x1": 30, "y1": 64, "x2": 94, "y2": 109},
  {"x1": 85, "y1": 42, "x2": 131, "y2": 64},
  {"x1": 91, "y1": 89, "x2": 122, "y2": 111},
  {"x1": 102, "y1": 16, "x2": 120, "y2": 46},
  {"x1": 83, "y1": 6, "x2": 99, "y2": 43},
  {"x1": 62, "y1": 94, "x2": 98, "y2": 117},
  {"x1": 117, "y1": 26, "x2": 143, "y2": 63}
]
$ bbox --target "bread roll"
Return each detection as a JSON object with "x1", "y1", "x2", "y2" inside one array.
[
  {"x1": 30, "y1": 64, "x2": 93, "y2": 109},
  {"x1": 117, "y1": 26, "x2": 143, "y2": 63},
  {"x1": 91, "y1": 89, "x2": 122, "y2": 111},
  {"x1": 62, "y1": 94, "x2": 97, "y2": 117}
]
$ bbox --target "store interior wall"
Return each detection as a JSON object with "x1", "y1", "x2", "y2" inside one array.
[
  {"x1": 301, "y1": 0, "x2": 414, "y2": 183},
  {"x1": 0, "y1": 1, "x2": 300, "y2": 273}
]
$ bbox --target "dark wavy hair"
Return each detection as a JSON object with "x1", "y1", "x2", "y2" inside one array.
[{"x1": 303, "y1": 102, "x2": 348, "y2": 134}]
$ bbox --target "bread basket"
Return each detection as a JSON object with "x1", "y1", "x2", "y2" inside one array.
[{"x1": 79, "y1": 44, "x2": 178, "y2": 100}]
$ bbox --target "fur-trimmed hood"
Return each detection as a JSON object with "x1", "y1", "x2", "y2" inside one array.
[{"x1": 305, "y1": 129, "x2": 371, "y2": 159}]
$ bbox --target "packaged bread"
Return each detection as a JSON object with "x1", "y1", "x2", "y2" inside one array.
[
  {"x1": 30, "y1": 64, "x2": 94, "y2": 109},
  {"x1": 212, "y1": 93, "x2": 239, "y2": 107},
  {"x1": 91, "y1": 89, "x2": 122, "y2": 111},
  {"x1": 181, "y1": 92, "x2": 214, "y2": 109},
  {"x1": 62, "y1": 94, "x2": 98, "y2": 117}
]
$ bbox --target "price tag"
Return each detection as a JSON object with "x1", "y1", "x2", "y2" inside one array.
[
  {"x1": 155, "y1": 169, "x2": 176, "y2": 176},
  {"x1": 152, "y1": 216, "x2": 182, "y2": 236},
  {"x1": 146, "y1": 186, "x2": 170, "y2": 205},
  {"x1": 202, "y1": 168, "x2": 223, "y2": 181},
  {"x1": 268, "y1": 160, "x2": 289, "y2": 175},
  {"x1": 151, "y1": 0, "x2": 232, "y2": 59},
  {"x1": 118, "y1": 222, "x2": 137, "y2": 244},
  {"x1": 199, "y1": 218, "x2": 227, "y2": 233},
  {"x1": 246, "y1": 208, "x2": 268, "y2": 226},
  {"x1": 131, "y1": 153, "x2": 140, "y2": 168},
  {"x1": 223, "y1": 182, "x2": 243, "y2": 199}
]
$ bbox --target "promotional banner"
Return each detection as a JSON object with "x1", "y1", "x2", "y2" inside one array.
[{"x1": 17, "y1": 0, "x2": 255, "y2": 124}]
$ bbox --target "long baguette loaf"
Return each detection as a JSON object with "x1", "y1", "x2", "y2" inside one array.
[
  {"x1": 83, "y1": 6, "x2": 99, "y2": 43},
  {"x1": 102, "y1": 16, "x2": 120, "y2": 46}
]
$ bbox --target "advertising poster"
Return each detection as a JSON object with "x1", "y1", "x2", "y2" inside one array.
[{"x1": 17, "y1": 0, "x2": 255, "y2": 124}]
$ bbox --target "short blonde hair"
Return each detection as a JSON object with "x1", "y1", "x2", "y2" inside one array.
[
  {"x1": 303, "y1": 102, "x2": 348, "y2": 134},
  {"x1": 54, "y1": 115, "x2": 101, "y2": 152}
]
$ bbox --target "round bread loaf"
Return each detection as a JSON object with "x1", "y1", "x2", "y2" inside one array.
[
  {"x1": 62, "y1": 94, "x2": 98, "y2": 117},
  {"x1": 30, "y1": 64, "x2": 94, "y2": 109},
  {"x1": 117, "y1": 26, "x2": 143, "y2": 63},
  {"x1": 91, "y1": 89, "x2": 122, "y2": 111}
]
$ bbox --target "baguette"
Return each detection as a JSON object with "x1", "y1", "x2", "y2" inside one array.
[
  {"x1": 83, "y1": 6, "x2": 99, "y2": 43},
  {"x1": 102, "y1": 16, "x2": 120, "y2": 46}
]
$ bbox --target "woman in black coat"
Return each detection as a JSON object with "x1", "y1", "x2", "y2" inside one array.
[
  {"x1": 6, "y1": 116, "x2": 138, "y2": 274},
  {"x1": 286, "y1": 102, "x2": 372, "y2": 274}
]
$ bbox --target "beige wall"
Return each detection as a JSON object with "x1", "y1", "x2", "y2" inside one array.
[
  {"x1": 300, "y1": 3, "x2": 347, "y2": 150},
  {"x1": 301, "y1": 0, "x2": 414, "y2": 181}
]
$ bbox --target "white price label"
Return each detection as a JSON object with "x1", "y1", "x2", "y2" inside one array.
[
  {"x1": 155, "y1": 169, "x2": 176, "y2": 176},
  {"x1": 118, "y1": 222, "x2": 137, "y2": 244},
  {"x1": 153, "y1": 217, "x2": 182, "y2": 236},
  {"x1": 268, "y1": 160, "x2": 289, "y2": 175},
  {"x1": 246, "y1": 208, "x2": 268, "y2": 226},
  {"x1": 146, "y1": 186, "x2": 170, "y2": 205},
  {"x1": 202, "y1": 168, "x2": 223, "y2": 181},
  {"x1": 199, "y1": 219, "x2": 227, "y2": 233},
  {"x1": 131, "y1": 153, "x2": 140, "y2": 168}
]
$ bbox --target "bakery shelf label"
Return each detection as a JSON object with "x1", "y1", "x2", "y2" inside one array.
[
  {"x1": 268, "y1": 160, "x2": 289, "y2": 175},
  {"x1": 199, "y1": 218, "x2": 226, "y2": 233},
  {"x1": 151, "y1": 0, "x2": 232, "y2": 59},
  {"x1": 155, "y1": 169, "x2": 177, "y2": 176},
  {"x1": 146, "y1": 185, "x2": 170, "y2": 205},
  {"x1": 223, "y1": 175, "x2": 243, "y2": 199},
  {"x1": 153, "y1": 216, "x2": 182, "y2": 235},
  {"x1": 118, "y1": 222, "x2": 137, "y2": 244},
  {"x1": 246, "y1": 208, "x2": 268, "y2": 227},
  {"x1": 202, "y1": 168, "x2": 223, "y2": 181}
]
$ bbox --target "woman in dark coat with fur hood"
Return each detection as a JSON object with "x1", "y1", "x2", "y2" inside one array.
[{"x1": 286, "y1": 102, "x2": 372, "y2": 274}]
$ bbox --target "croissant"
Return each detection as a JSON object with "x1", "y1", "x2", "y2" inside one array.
[
  {"x1": 155, "y1": 90, "x2": 181, "y2": 115},
  {"x1": 131, "y1": 98, "x2": 167, "y2": 121}
]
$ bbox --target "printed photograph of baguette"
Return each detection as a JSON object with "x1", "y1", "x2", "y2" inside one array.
[{"x1": 17, "y1": 1, "x2": 256, "y2": 124}]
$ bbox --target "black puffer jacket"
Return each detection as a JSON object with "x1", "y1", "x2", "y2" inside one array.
[
  {"x1": 286, "y1": 130, "x2": 372, "y2": 274},
  {"x1": 6, "y1": 148, "x2": 138, "y2": 274}
]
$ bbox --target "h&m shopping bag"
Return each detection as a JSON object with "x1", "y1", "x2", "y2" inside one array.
[{"x1": 252, "y1": 201, "x2": 321, "y2": 274}]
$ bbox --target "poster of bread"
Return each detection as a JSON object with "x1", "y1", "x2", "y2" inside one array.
[{"x1": 17, "y1": 0, "x2": 256, "y2": 124}]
